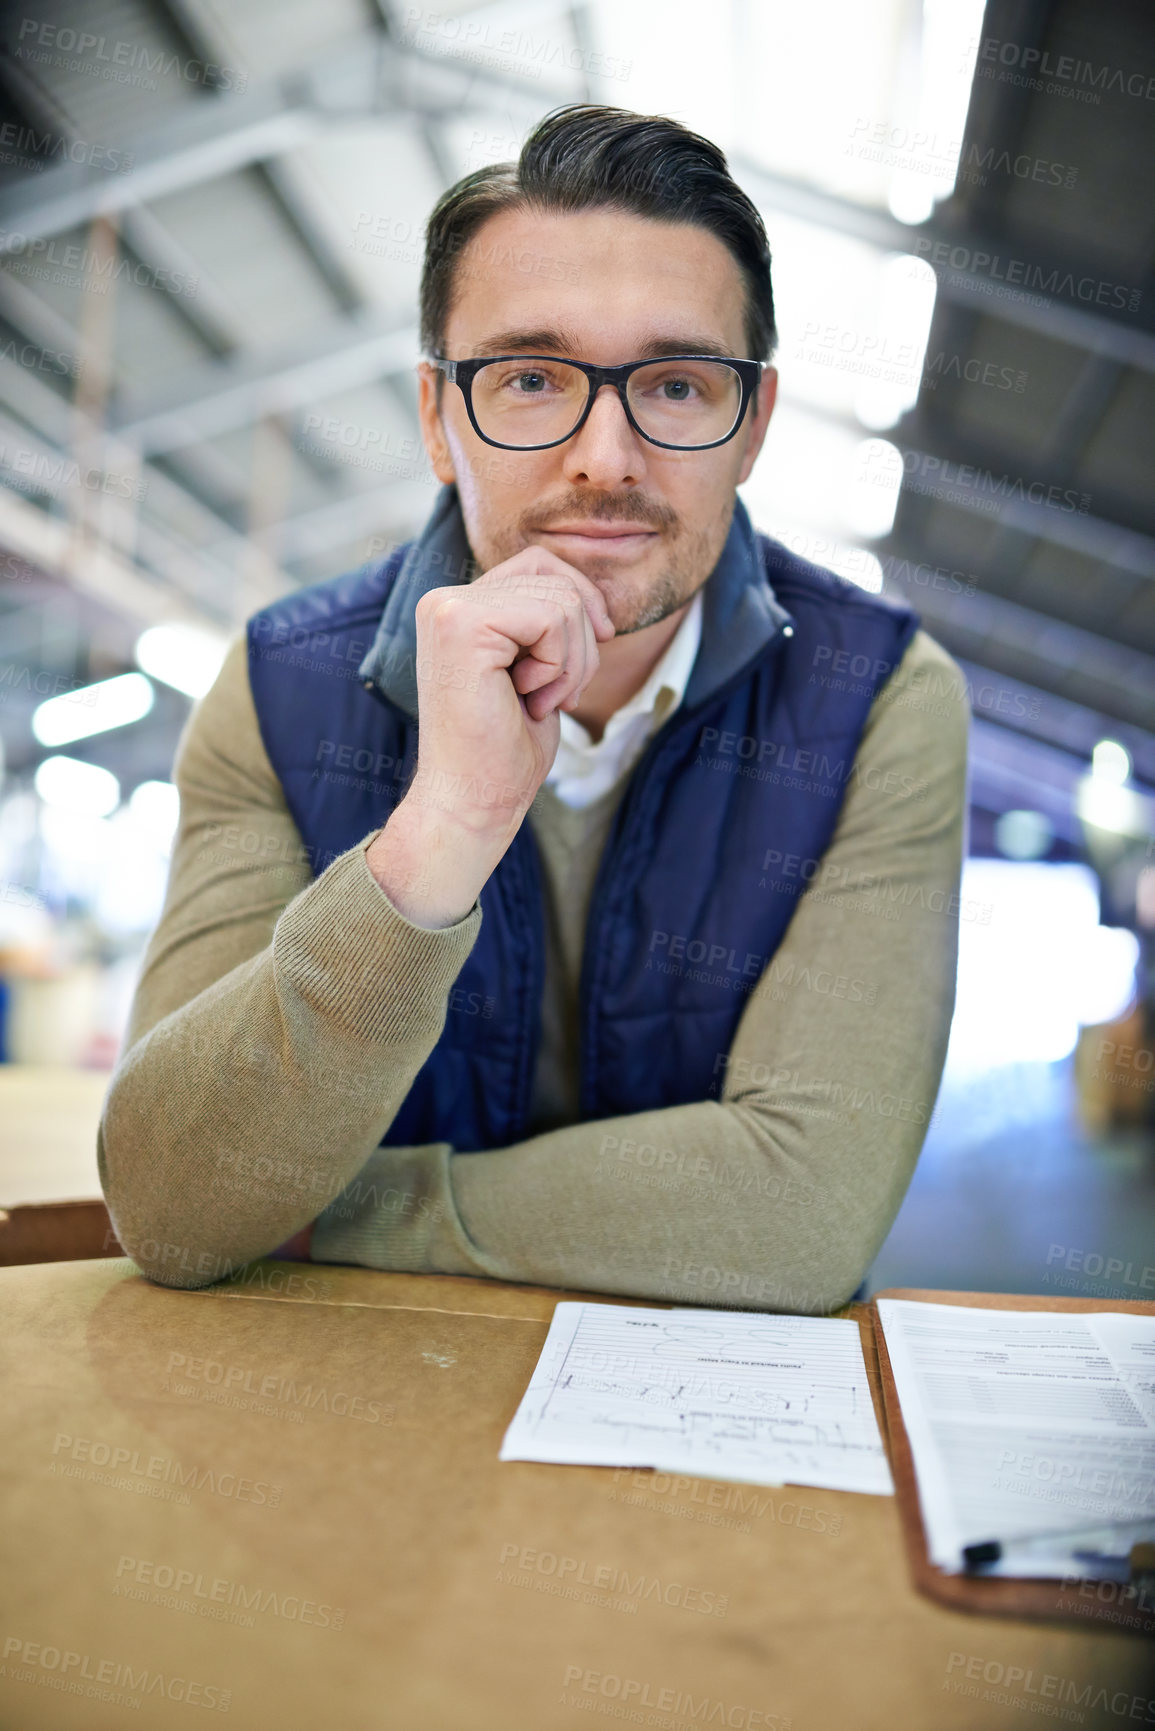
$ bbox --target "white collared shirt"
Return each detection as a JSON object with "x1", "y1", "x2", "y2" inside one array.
[{"x1": 544, "y1": 588, "x2": 704, "y2": 809}]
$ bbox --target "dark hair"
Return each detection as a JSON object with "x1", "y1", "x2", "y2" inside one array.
[{"x1": 419, "y1": 104, "x2": 776, "y2": 367}]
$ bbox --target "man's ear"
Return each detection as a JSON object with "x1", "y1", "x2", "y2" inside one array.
[
  {"x1": 735, "y1": 365, "x2": 778, "y2": 486},
  {"x1": 417, "y1": 361, "x2": 456, "y2": 485}
]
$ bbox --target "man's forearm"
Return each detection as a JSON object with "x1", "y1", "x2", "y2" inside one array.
[
  {"x1": 99, "y1": 837, "x2": 481, "y2": 1289},
  {"x1": 308, "y1": 1101, "x2": 871, "y2": 1312},
  {"x1": 365, "y1": 787, "x2": 518, "y2": 928}
]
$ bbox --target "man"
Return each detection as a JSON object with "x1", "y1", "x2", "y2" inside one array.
[{"x1": 99, "y1": 103, "x2": 968, "y2": 1310}]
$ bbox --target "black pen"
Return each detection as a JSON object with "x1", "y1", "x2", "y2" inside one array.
[{"x1": 963, "y1": 1516, "x2": 1155, "y2": 1576}]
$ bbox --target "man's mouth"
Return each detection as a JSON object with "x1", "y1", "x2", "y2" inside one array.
[{"x1": 536, "y1": 523, "x2": 660, "y2": 544}]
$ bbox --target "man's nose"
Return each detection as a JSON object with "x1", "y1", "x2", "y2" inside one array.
[{"x1": 561, "y1": 383, "x2": 647, "y2": 489}]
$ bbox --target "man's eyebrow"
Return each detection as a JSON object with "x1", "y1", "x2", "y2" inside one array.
[
  {"x1": 468, "y1": 330, "x2": 741, "y2": 361},
  {"x1": 471, "y1": 329, "x2": 582, "y2": 357},
  {"x1": 634, "y1": 335, "x2": 739, "y2": 361}
]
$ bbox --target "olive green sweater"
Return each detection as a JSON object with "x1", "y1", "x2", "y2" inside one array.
[{"x1": 98, "y1": 625, "x2": 969, "y2": 1310}]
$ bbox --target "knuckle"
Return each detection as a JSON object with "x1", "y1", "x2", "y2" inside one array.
[{"x1": 416, "y1": 588, "x2": 448, "y2": 620}]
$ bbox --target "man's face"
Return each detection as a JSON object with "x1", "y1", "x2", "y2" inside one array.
[{"x1": 417, "y1": 204, "x2": 777, "y2": 635}]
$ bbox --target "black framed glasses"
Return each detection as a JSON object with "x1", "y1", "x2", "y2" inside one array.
[{"x1": 427, "y1": 353, "x2": 765, "y2": 452}]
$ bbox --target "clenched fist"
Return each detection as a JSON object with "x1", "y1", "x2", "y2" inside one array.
[{"x1": 365, "y1": 548, "x2": 615, "y2": 928}]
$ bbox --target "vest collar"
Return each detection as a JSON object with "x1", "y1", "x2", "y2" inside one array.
[{"x1": 358, "y1": 483, "x2": 794, "y2": 720}]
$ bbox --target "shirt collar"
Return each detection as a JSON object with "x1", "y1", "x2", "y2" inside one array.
[{"x1": 556, "y1": 585, "x2": 703, "y2": 756}]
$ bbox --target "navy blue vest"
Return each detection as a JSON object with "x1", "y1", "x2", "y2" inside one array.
[{"x1": 248, "y1": 535, "x2": 917, "y2": 1153}]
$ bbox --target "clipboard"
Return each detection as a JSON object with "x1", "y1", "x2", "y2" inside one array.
[{"x1": 867, "y1": 1288, "x2": 1155, "y2": 1636}]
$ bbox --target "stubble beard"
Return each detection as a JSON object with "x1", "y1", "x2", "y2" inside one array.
[{"x1": 578, "y1": 537, "x2": 707, "y2": 635}]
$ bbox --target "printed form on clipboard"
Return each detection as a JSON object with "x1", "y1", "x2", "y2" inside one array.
[
  {"x1": 500, "y1": 1302, "x2": 894, "y2": 1496},
  {"x1": 876, "y1": 1299, "x2": 1155, "y2": 1578}
]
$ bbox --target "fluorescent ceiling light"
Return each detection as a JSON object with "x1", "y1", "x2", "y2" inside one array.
[
  {"x1": 847, "y1": 438, "x2": 904, "y2": 539},
  {"x1": 768, "y1": 216, "x2": 890, "y2": 424},
  {"x1": 135, "y1": 624, "x2": 228, "y2": 698},
  {"x1": 854, "y1": 255, "x2": 938, "y2": 430},
  {"x1": 34, "y1": 755, "x2": 120, "y2": 818},
  {"x1": 888, "y1": 178, "x2": 935, "y2": 227},
  {"x1": 888, "y1": 0, "x2": 986, "y2": 224},
  {"x1": 1091, "y1": 739, "x2": 1131, "y2": 785},
  {"x1": 1076, "y1": 777, "x2": 1149, "y2": 839},
  {"x1": 995, "y1": 810, "x2": 1054, "y2": 861},
  {"x1": 128, "y1": 779, "x2": 180, "y2": 846},
  {"x1": 32, "y1": 672, "x2": 154, "y2": 747}
]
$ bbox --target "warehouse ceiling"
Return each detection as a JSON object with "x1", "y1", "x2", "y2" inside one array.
[{"x1": 0, "y1": 0, "x2": 1152, "y2": 853}]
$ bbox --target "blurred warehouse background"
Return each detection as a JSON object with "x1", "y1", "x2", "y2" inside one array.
[{"x1": 0, "y1": 0, "x2": 1152, "y2": 1291}]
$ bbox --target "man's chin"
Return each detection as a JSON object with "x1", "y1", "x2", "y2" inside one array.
[
  {"x1": 603, "y1": 579, "x2": 695, "y2": 637},
  {"x1": 580, "y1": 565, "x2": 652, "y2": 629}
]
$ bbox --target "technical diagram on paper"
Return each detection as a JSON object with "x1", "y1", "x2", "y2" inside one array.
[{"x1": 500, "y1": 1302, "x2": 894, "y2": 1495}]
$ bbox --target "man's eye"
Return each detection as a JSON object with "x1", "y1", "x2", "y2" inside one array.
[
  {"x1": 636, "y1": 373, "x2": 700, "y2": 402},
  {"x1": 511, "y1": 371, "x2": 547, "y2": 392}
]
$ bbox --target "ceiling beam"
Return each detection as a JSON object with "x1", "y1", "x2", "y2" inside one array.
[
  {"x1": 0, "y1": 82, "x2": 321, "y2": 246},
  {"x1": 940, "y1": 346, "x2": 1127, "y2": 598},
  {"x1": 240, "y1": 479, "x2": 435, "y2": 566},
  {"x1": 0, "y1": 24, "x2": 566, "y2": 253},
  {"x1": 0, "y1": 486, "x2": 211, "y2": 629},
  {"x1": 883, "y1": 556, "x2": 1155, "y2": 730},
  {"x1": 948, "y1": 655, "x2": 1155, "y2": 788},
  {"x1": 152, "y1": 0, "x2": 369, "y2": 319},
  {"x1": 110, "y1": 318, "x2": 420, "y2": 452},
  {"x1": 966, "y1": 715, "x2": 1155, "y2": 837},
  {"x1": 0, "y1": 377, "x2": 287, "y2": 623},
  {"x1": 925, "y1": 270, "x2": 1155, "y2": 374},
  {"x1": 895, "y1": 443, "x2": 1155, "y2": 580}
]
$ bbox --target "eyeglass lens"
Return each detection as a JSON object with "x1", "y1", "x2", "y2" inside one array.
[{"x1": 469, "y1": 358, "x2": 743, "y2": 447}]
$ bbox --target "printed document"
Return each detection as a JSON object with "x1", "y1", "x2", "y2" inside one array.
[
  {"x1": 500, "y1": 1302, "x2": 894, "y2": 1495},
  {"x1": 876, "y1": 1300, "x2": 1155, "y2": 1575}
]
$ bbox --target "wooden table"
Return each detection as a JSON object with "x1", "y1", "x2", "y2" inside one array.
[{"x1": 2, "y1": 1259, "x2": 1151, "y2": 1731}]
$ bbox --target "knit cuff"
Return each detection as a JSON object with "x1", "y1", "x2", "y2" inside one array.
[
  {"x1": 272, "y1": 832, "x2": 482, "y2": 1046},
  {"x1": 309, "y1": 1143, "x2": 489, "y2": 1276}
]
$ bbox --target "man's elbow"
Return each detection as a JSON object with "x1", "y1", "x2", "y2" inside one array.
[
  {"x1": 131, "y1": 1255, "x2": 233, "y2": 1293},
  {"x1": 98, "y1": 1116, "x2": 238, "y2": 1291},
  {"x1": 103, "y1": 1204, "x2": 240, "y2": 1292}
]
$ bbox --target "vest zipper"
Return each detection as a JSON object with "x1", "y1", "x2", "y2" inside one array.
[{"x1": 574, "y1": 612, "x2": 796, "y2": 1118}]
